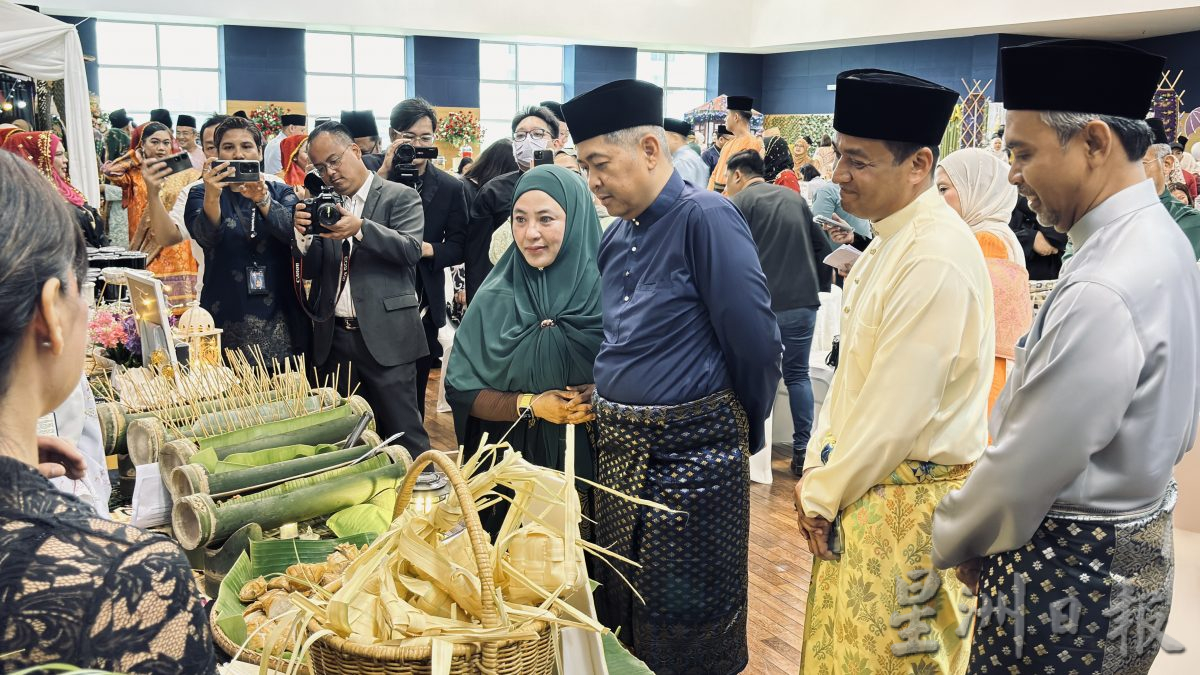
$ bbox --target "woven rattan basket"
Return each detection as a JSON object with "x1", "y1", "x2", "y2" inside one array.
[{"x1": 306, "y1": 450, "x2": 557, "y2": 675}]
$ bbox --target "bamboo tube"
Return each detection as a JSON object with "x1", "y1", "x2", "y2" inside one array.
[
  {"x1": 126, "y1": 390, "x2": 344, "y2": 466},
  {"x1": 172, "y1": 448, "x2": 411, "y2": 550},
  {"x1": 157, "y1": 413, "x2": 379, "y2": 478},
  {"x1": 170, "y1": 442, "x2": 404, "y2": 499}
]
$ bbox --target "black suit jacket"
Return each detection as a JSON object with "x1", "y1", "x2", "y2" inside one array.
[
  {"x1": 296, "y1": 175, "x2": 429, "y2": 367},
  {"x1": 407, "y1": 165, "x2": 467, "y2": 327},
  {"x1": 465, "y1": 169, "x2": 522, "y2": 299}
]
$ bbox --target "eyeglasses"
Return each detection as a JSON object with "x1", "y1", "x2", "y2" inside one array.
[
  {"x1": 395, "y1": 131, "x2": 437, "y2": 144},
  {"x1": 513, "y1": 129, "x2": 552, "y2": 142},
  {"x1": 313, "y1": 147, "x2": 350, "y2": 176}
]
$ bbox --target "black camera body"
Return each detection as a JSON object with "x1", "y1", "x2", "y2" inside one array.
[
  {"x1": 301, "y1": 171, "x2": 345, "y2": 236},
  {"x1": 390, "y1": 143, "x2": 438, "y2": 187}
]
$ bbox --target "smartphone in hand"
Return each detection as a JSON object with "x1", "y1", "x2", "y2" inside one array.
[{"x1": 814, "y1": 214, "x2": 852, "y2": 233}]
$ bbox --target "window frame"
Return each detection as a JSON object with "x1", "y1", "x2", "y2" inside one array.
[
  {"x1": 479, "y1": 41, "x2": 566, "y2": 149},
  {"x1": 95, "y1": 20, "x2": 222, "y2": 123},
  {"x1": 637, "y1": 50, "x2": 709, "y2": 115},
  {"x1": 304, "y1": 31, "x2": 409, "y2": 132}
]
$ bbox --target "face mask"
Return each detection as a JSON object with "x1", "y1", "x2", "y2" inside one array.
[{"x1": 513, "y1": 135, "x2": 549, "y2": 169}]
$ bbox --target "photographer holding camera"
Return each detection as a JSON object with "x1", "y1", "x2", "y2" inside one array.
[
  {"x1": 293, "y1": 122, "x2": 431, "y2": 455},
  {"x1": 184, "y1": 116, "x2": 309, "y2": 365},
  {"x1": 376, "y1": 98, "x2": 467, "y2": 416}
]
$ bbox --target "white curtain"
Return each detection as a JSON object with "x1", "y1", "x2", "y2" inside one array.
[{"x1": 0, "y1": 0, "x2": 99, "y2": 206}]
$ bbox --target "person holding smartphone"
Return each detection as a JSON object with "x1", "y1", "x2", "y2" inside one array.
[
  {"x1": 103, "y1": 121, "x2": 199, "y2": 310},
  {"x1": 184, "y1": 116, "x2": 308, "y2": 365}
]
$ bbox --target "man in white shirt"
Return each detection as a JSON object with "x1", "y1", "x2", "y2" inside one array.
[
  {"x1": 293, "y1": 122, "x2": 430, "y2": 455},
  {"x1": 175, "y1": 115, "x2": 205, "y2": 170},
  {"x1": 263, "y1": 114, "x2": 308, "y2": 175},
  {"x1": 794, "y1": 69, "x2": 990, "y2": 673}
]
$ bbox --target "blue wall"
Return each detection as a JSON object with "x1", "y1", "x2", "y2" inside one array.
[
  {"x1": 568, "y1": 45, "x2": 637, "y2": 99},
  {"x1": 715, "y1": 53, "x2": 764, "y2": 111},
  {"x1": 412, "y1": 36, "x2": 478, "y2": 108},
  {"x1": 762, "y1": 34, "x2": 1001, "y2": 113},
  {"x1": 222, "y1": 25, "x2": 305, "y2": 102}
]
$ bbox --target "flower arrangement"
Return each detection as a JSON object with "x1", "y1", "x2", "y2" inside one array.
[
  {"x1": 88, "y1": 305, "x2": 137, "y2": 367},
  {"x1": 88, "y1": 305, "x2": 179, "y2": 368},
  {"x1": 437, "y1": 110, "x2": 483, "y2": 148},
  {"x1": 249, "y1": 104, "x2": 289, "y2": 138}
]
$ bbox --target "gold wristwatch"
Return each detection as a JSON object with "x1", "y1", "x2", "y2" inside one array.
[{"x1": 518, "y1": 393, "x2": 535, "y2": 417}]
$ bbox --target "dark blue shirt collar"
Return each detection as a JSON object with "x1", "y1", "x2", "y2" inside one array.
[{"x1": 630, "y1": 170, "x2": 684, "y2": 227}]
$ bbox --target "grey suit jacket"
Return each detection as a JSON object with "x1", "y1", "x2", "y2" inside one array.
[{"x1": 297, "y1": 174, "x2": 430, "y2": 367}]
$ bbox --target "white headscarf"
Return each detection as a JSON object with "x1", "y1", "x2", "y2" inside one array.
[
  {"x1": 940, "y1": 148, "x2": 1024, "y2": 266},
  {"x1": 1179, "y1": 151, "x2": 1197, "y2": 173}
]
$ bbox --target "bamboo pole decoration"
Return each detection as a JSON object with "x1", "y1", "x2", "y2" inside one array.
[{"x1": 172, "y1": 456, "x2": 411, "y2": 550}]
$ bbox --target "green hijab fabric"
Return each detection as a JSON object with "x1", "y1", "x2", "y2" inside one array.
[{"x1": 447, "y1": 165, "x2": 603, "y2": 396}]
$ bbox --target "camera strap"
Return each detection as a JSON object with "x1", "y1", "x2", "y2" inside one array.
[{"x1": 293, "y1": 242, "x2": 351, "y2": 324}]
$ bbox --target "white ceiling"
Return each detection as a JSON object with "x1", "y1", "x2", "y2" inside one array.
[{"x1": 38, "y1": 0, "x2": 1200, "y2": 53}]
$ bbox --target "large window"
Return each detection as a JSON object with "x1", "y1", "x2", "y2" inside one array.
[
  {"x1": 637, "y1": 51, "x2": 707, "y2": 117},
  {"x1": 479, "y1": 42, "x2": 565, "y2": 149},
  {"x1": 305, "y1": 32, "x2": 407, "y2": 134},
  {"x1": 96, "y1": 21, "x2": 221, "y2": 126}
]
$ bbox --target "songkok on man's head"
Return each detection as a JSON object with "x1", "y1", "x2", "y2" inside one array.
[
  {"x1": 664, "y1": 118, "x2": 692, "y2": 137},
  {"x1": 726, "y1": 96, "x2": 754, "y2": 112},
  {"x1": 281, "y1": 114, "x2": 306, "y2": 127},
  {"x1": 109, "y1": 109, "x2": 130, "y2": 129},
  {"x1": 150, "y1": 109, "x2": 172, "y2": 129},
  {"x1": 340, "y1": 110, "x2": 378, "y2": 139},
  {"x1": 540, "y1": 101, "x2": 565, "y2": 122},
  {"x1": 1147, "y1": 117, "x2": 1170, "y2": 146},
  {"x1": 176, "y1": 114, "x2": 196, "y2": 129},
  {"x1": 561, "y1": 79, "x2": 663, "y2": 144},
  {"x1": 833, "y1": 69, "x2": 958, "y2": 145},
  {"x1": 1000, "y1": 39, "x2": 1164, "y2": 119},
  {"x1": 717, "y1": 124, "x2": 732, "y2": 137}
]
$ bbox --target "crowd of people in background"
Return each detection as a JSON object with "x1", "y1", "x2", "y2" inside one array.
[{"x1": 2, "y1": 33, "x2": 1200, "y2": 675}]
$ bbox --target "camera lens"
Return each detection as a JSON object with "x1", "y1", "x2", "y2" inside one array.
[
  {"x1": 396, "y1": 143, "x2": 416, "y2": 164},
  {"x1": 317, "y1": 202, "x2": 340, "y2": 226}
]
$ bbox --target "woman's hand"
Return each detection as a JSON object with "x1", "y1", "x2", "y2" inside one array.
[
  {"x1": 564, "y1": 384, "x2": 596, "y2": 424},
  {"x1": 530, "y1": 390, "x2": 575, "y2": 425},
  {"x1": 142, "y1": 158, "x2": 173, "y2": 196},
  {"x1": 203, "y1": 159, "x2": 233, "y2": 195},
  {"x1": 36, "y1": 435, "x2": 86, "y2": 481}
]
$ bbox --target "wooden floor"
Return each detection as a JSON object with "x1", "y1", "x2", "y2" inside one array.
[{"x1": 422, "y1": 369, "x2": 812, "y2": 674}]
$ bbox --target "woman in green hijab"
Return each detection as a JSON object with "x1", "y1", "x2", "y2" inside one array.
[{"x1": 446, "y1": 165, "x2": 603, "y2": 531}]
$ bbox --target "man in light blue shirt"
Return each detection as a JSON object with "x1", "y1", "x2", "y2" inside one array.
[
  {"x1": 808, "y1": 177, "x2": 871, "y2": 237},
  {"x1": 664, "y1": 118, "x2": 711, "y2": 188}
]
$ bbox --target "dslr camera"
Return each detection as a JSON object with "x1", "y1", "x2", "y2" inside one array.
[
  {"x1": 301, "y1": 171, "x2": 345, "y2": 236},
  {"x1": 390, "y1": 143, "x2": 438, "y2": 187}
]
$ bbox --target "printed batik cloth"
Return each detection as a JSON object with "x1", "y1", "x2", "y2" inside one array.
[
  {"x1": 592, "y1": 389, "x2": 750, "y2": 675},
  {"x1": 801, "y1": 437, "x2": 975, "y2": 675},
  {"x1": 968, "y1": 482, "x2": 1177, "y2": 675}
]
